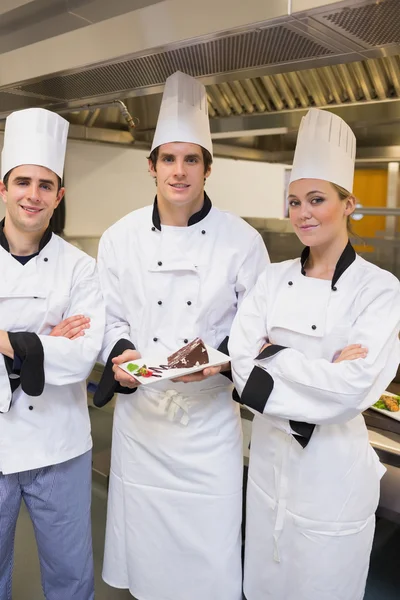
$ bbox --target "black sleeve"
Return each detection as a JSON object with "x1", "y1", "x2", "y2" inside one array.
[
  {"x1": 8, "y1": 332, "x2": 45, "y2": 396},
  {"x1": 240, "y1": 345, "x2": 316, "y2": 449},
  {"x1": 216, "y1": 336, "x2": 232, "y2": 382},
  {"x1": 93, "y1": 339, "x2": 138, "y2": 408}
]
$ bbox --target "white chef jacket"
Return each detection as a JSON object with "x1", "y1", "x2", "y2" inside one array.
[
  {"x1": 0, "y1": 226, "x2": 105, "y2": 474},
  {"x1": 96, "y1": 195, "x2": 269, "y2": 600},
  {"x1": 229, "y1": 242, "x2": 400, "y2": 600}
]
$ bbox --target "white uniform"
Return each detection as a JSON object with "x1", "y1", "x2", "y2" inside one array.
[
  {"x1": 229, "y1": 243, "x2": 400, "y2": 600},
  {"x1": 97, "y1": 199, "x2": 268, "y2": 600},
  {"x1": 0, "y1": 231, "x2": 105, "y2": 474}
]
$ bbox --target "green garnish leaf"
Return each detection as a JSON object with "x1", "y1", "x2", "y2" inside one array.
[
  {"x1": 127, "y1": 363, "x2": 139, "y2": 373},
  {"x1": 374, "y1": 400, "x2": 386, "y2": 409}
]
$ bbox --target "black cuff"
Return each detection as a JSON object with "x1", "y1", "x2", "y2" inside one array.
[
  {"x1": 240, "y1": 365, "x2": 274, "y2": 413},
  {"x1": 217, "y1": 336, "x2": 232, "y2": 382},
  {"x1": 93, "y1": 339, "x2": 137, "y2": 408},
  {"x1": 290, "y1": 420, "x2": 316, "y2": 449},
  {"x1": 8, "y1": 332, "x2": 45, "y2": 397},
  {"x1": 256, "y1": 344, "x2": 287, "y2": 360}
]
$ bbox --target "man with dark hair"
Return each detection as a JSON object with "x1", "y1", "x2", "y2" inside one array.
[
  {"x1": 95, "y1": 71, "x2": 269, "y2": 600},
  {"x1": 0, "y1": 107, "x2": 105, "y2": 600}
]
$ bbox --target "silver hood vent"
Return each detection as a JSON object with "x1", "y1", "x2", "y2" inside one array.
[
  {"x1": 0, "y1": 0, "x2": 399, "y2": 163},
  {"x1": 0, "y1": 0, "x2": 398, "y2": 115}
]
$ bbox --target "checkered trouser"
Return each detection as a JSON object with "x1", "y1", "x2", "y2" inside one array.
[{"x1": 0, "y1": 451, "x2": 94, "y2": 600}]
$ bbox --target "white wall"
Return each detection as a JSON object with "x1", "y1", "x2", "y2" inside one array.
[
  {"x1": 206, "y1": 156, "x2": 285, "y2": 220},
  {"x1": 64, "y1": 140, "x2": 153, "y2": 237},
  {"x1": 64, "y1": 139, "x2": 286, "y2": 237}
]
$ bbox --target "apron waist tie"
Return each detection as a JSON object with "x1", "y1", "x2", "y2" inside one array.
[
  {"x1": 272, "y1": 436, "x2": 292, "y2": 563},
  {"x1": 158, "y1": 389, "x2": 190, "y2": 426}
]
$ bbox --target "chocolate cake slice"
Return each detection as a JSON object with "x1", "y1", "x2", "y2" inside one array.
[{"x1": 167, "y1": 338, "x2": 209, "y2": 369}]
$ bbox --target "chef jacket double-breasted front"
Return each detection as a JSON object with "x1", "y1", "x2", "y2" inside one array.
[
  {"x1": 229, "y1": 243, "x2": 400, "y2": 600},
  {"x1": 96, "y1": 197, "x2": 269, "y2": 600},
  {"x1": 0, "y1": 230, "x2": 105, "y2": 474}
]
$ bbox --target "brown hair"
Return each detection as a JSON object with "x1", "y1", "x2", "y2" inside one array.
[{"x1": 148, "y1": 146, "x2": 213, "y2": 175}]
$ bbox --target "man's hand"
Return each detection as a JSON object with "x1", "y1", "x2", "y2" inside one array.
[
  {"x1": 50, "y1": 315, "x2": 90, "y2": 340},
  {"x1": 112, "y1": 350, "x2": 142, "y2": 389},
  {"x1": 172, "y1": 361, "x2": 230, "y2": 384},
  {"x1": 0, "y1": 330, "x2": 13, "y2": 359},
  {"x1": 333, "y1": 344, "x2": 368, "y2": 363}
]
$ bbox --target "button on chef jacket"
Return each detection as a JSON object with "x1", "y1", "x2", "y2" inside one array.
[
  {"x1": 96, "y1": 193, "x2": 269, "y2": 600},
  {"x1": 0, "y1": 219, "x2": 105, "y2": 474},
  {"x1": 228, "y1": 243, "x2": 400, "y2": 600}
]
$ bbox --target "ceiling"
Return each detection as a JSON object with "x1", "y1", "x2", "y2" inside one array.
[{"x1": 0, "y1": 0, "x2": 400, "y2": 164}]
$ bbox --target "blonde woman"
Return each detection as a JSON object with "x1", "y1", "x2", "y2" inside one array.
[{"x1": 229, "y1": 109, "x2": 400, "y2": 600}]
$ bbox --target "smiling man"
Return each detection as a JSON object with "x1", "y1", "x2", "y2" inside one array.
[
  {"x1": 94, "y1": 71, "x2": 269, "y2": 600},
  {"x1": 0, "y1": 108, "x2": 105, "y2": 600}
]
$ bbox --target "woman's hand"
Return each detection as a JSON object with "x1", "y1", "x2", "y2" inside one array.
[
  {"x1": 333, "y1": 344, "x2": 368, "y2": 363},
  {"x1": 50, "y1": 315, "x2": 90, "y2": 340},
  {"x1": 259, "y1": 342, "x2": 272, "y2": 353}
]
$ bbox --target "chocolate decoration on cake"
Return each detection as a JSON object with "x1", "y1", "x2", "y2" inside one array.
[{"x1": 167, "y1": 338, "x2": 209, "y2": 369}]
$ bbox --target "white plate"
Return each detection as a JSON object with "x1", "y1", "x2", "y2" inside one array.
[
  {"x1": 118, "y1": 344, "x2": 230, "y2": 386},
  {"x1": 370, "y1": 391, "x2": 400, "y2": 422}
]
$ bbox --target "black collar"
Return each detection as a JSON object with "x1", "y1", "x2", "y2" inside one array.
[
  {"x1": 0, "y1": 218, "x2": 53, "y2": 253},
  {"x1": 152, "y1": 192, "x2": 212, "y2": 231},
  {"x1": 300, "y1": 241, "x2": 356, "y2": 289}
]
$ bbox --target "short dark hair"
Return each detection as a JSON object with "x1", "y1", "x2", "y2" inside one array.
[
  {"x1": 3, "y1": 168, "x2": 62, "y2": 192},
  {"x1": 147, "y1": 146, "x2": 213, "y2": 175}
]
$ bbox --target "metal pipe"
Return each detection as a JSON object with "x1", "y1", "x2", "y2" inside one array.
[
  {"x1": 230, "y1": 81, "x2": 255, "y2": 114},
  {"x1": 114, "y1": 100, "x2": 137, "y2": 140},
  {"x1": 336, "y1": 64, "x2": 358, "y2": 103},
  {"x1": 219, "y1": 82, "x2": 243, "y2": 115},
  {"x1": 206, "y1": 94, "x2": 217, "y2": 117},
  {"x1": 385, "y1": 56, "x2": 400, "y2": 98},
  {"x1": 351, "y1": 62, "x2": 373, "y2": 101},
  {"x1": 208, "y1": 85, "x2": 232, "y2": 116},
  {"x1": 365, "y1": 59, "x2": 388, "y2": 101},
  {"x1": 354, "y1": 206, "x2": 400, "y2": 216},
  {"x1": 285, "y1": 72, "x2": 309, "y2": 108},
  {"x1": 251, "y1": 78, "x2": 272, "y2": 111},
  {"x1": 386, "y1": 162, "x2": 399, "y2": 235},
  {"x1": 242, "y1": 79, "x2": 266, "y2": 112},
  {"x1": 84, "y1": 108, "x2": 101, "y2": 128},
  {"x1": 207, "y1": 97, "x2": 217, "y2": 117},
  {"x1": 321, "y1": 67, "x2": 342, "y2": 105},
  {"x1": 261, "y1": 76, "x2": 284, "y2": 111},
  {"x1": 301, "y1": 69, "x2": 327, "y2": 106},
  {"x1": 58, "y1": 99, "x2": 137, "y2": 140},
  {"x1": 274, "y1": 74, "x2": 297, "y2": 109}
]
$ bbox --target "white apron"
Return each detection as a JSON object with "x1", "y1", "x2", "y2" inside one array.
[
  {"x1": 98, "y1": 204, "x2": 269, "y2": 600},
  {"x1": 229, "y1": 251, "x2": 400, "y2": 600}
]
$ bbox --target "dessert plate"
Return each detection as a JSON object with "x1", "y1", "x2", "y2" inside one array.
[{"x1": 118, "y1": 344, "x2": 230, "y2": 386}]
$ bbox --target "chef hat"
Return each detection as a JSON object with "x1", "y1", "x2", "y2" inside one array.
[
  {"x1": 151, "y1": 71, "x2": 213, "y2": 156},
  {"x1": 1, "y1": 108, "x2": 69, "y2": 180},
  {"x1": 289, "y1": 108, "x2": 356, "y2": 192}
]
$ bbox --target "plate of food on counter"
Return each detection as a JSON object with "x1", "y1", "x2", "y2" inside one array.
[
  {"x1": 118, "y1": 337, "x2": 230, "y2": 386},
  {"x1": 371, "y1": 391, "x2": 400, "y2": 421}
]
